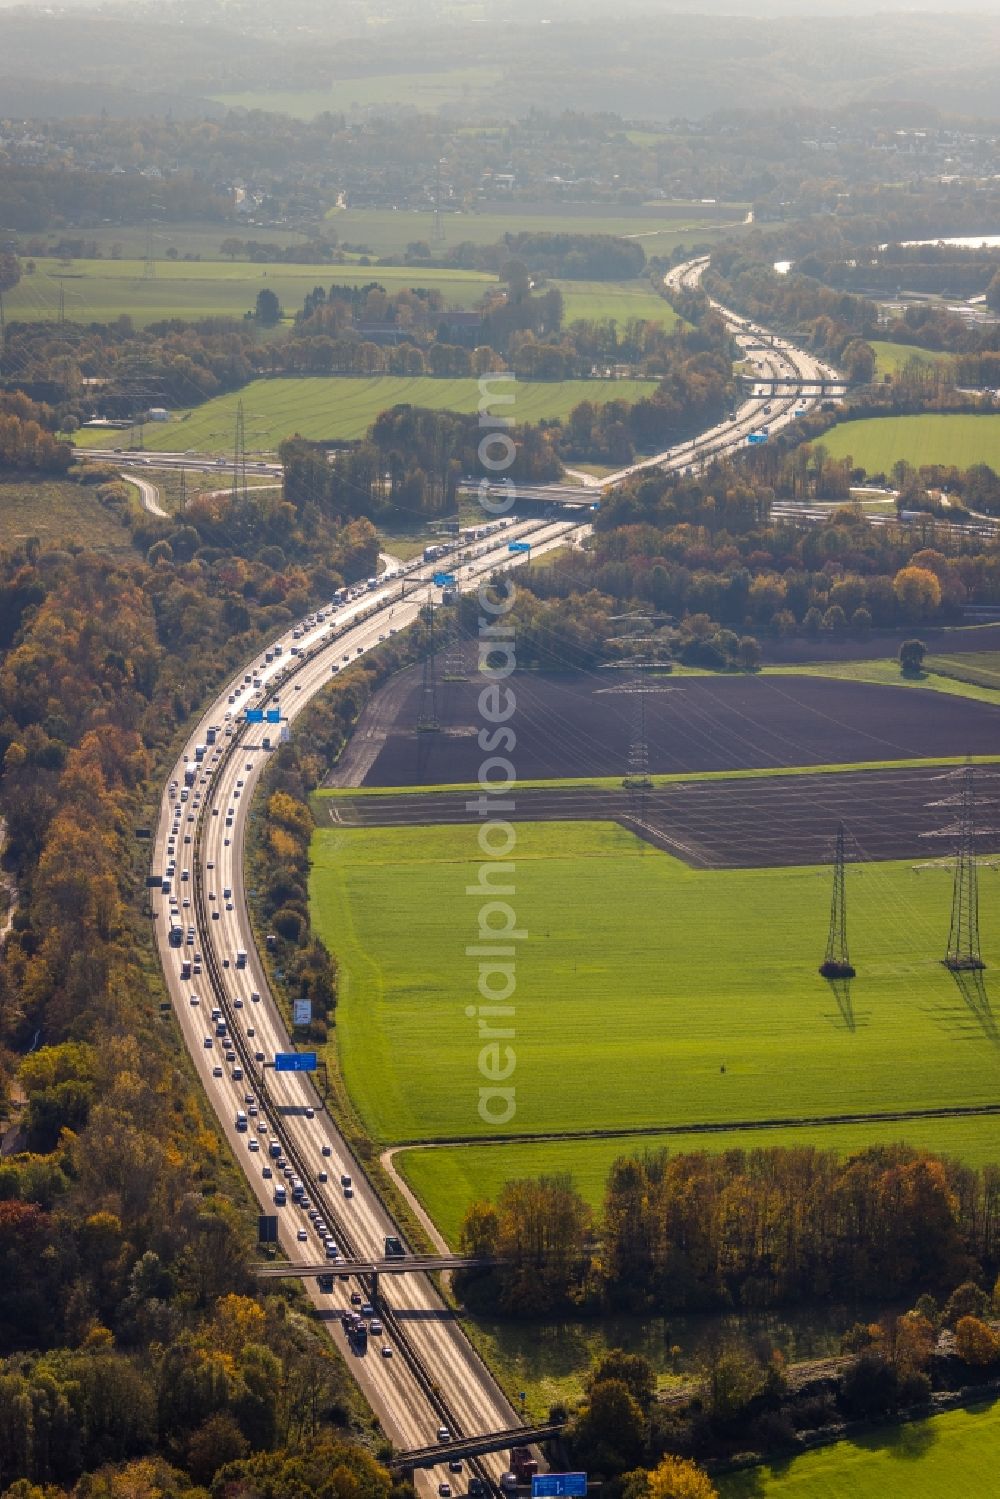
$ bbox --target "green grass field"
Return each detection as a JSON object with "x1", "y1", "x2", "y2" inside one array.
[
  {"x1": 212, "y1": 66, "x2": 507, "y2": 119},
  {"x1": 311, "y1": 820, "x2": 1000, "y2": 1147},
  {"x1": 73, "y1": 375, "x2": 657, "y2": 452},
  {"x1": 719, "y1": 1400, "x2": 1000, "y2": 1499},
  {"x1": 312, "y1": 754, "x2": 1000, "y2": 805},
  {"x1": 555, "y1": 279, "x2": 682, "y2": 330},
  {"x1": 869, "y1": 340, "x2": 954, "y2": 378},
  {"x1": 766, "y1": 658, "x2": 1000, "y2": 706},
  {"x1": 929, "y1": 651, "x2": 1000, "y2": 690},
  {"x1": 0, "y1": 476, "x2": 136, "y2": 554},
  {"x1": 472, "y1": 1298, "x2": 861, "y2": 1422},
  {"x1": 818, "y1": 414, "x2": 1000, "y2": 475},
  {"x1": 6, "y1": 258, "x2": 498, "y2": 327},
  {"x1": 320, "y1": 205, "x2": 750, "y2": 261},
  {"x1": 396, "y1": 1110, "x2": 1000, "y2": 1248}
]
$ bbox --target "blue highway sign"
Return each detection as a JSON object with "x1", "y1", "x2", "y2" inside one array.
[
  {"x1": 274, "y1": 1051, "x2": 318, "y2": 1072},
  {"x1": 508, "y1": 540, "x2": 531, "y2": 553},
  {"x1": 532, "y1": 1477, "x2": 587, "y2": 1498}
]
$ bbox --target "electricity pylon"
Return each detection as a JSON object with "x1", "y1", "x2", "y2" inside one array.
[
  {"x1": 819, "y1": 822, "x2": 855, "y2": 978},
  {"x1": 232, "y1": 398, "x2": 247, "y2": 503},
  {"x1": 921, "y1": 764, "x2": 998, "y2": 971},
  {"x1": 417, "y1": 590, "x2": 439, "y2": 732}
]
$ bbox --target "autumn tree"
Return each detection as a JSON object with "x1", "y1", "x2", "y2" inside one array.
[
  {"x1": 893, "y1": 565, "x2": 941, "y2": 622},
  {"x1": 955, "y1": 1315, "x2": 1000, "y2": 1366},
  {"x1": 647, "y1": 1455, "x2": 719, "y2": 1499}
]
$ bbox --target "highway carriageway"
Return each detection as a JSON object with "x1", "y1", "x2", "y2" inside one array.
[
  {"x1": 255, "y1": 1254, "x2": 493, "y2": 1277},
  {"x1": 391, "y1": 1424, "x2": 566, "y2": 1473}
]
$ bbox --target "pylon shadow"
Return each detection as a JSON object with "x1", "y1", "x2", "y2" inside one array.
[
  {"x1": 411, "y1": 720, "x2": 437, "y2": 781},
  {"x1": 947, "y1": 966, "x2": 1000, "y2": 1045},
  {"x1": 824, "y1": 975, "x2": 856, "y2": 1032}
]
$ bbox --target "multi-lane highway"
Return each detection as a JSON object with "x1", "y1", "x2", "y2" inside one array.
[
  {"x1": 89, "y1": 257, "x2": 842, "y2": 510},
  {"x1": 152, "y1": 517, "x2": 584, "y2": 1494},
  {"x1": 148, "y1": 258, "x2": 846, "y2": 1485}
]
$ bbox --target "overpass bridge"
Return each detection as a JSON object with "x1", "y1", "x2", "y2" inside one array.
[
  {"x1": 391, "y1": 1422, "x2": 565, "y2": 1473},
  {"x1": 737, "y1": 376, "x2": 850, "y2": 395},
  {"x1": 255, "y1": 1253, "x2": 492, "y2": 1278}
]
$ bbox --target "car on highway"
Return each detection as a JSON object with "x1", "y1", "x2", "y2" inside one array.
[
  {"x1": 437, "y1": 1428, "x2": 451, "y2": 1443},
  {"x1": 212, "y1": 1065, "x2": 223, "y2": 1078},
  {"x1": 381, "y1": 1345, "x2": 393, "y2": 1358},
  {"x1": 248, "y1": 1138, "x2": 259, "y2": 1152},
  {"x1": 297, "y1": 1229, "x2": 308, "y2": 1242}
]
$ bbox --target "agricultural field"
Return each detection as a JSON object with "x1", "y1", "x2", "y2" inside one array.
[
  {"x1": 818, "y1": 413, "x2": 1000, "y2": 475},
  {"x1": 310, "y1": 820, "x2": 1000, "y2": 1146},
  {"x1": 555, "y1": 278, "x2": 683, "y2": 330},
  {"x1": 317, "y1": 762, "x2": 1000, "y2": 868},
  {"x1": 212, "y1": 65, "x2": 507, "y2": 119},
  {"x1": 869, "y1": 340, "x2": 954, "y2": 378},
  {"x1": 320, "y1": 204, "x2": 751, "y2": 261},
  {"x1": 720, "y1": 1400, "x2": 1000, "y2": 1499},
  {"x1": 73, "y1": 375, "x2": 657, "y2": 452},
  {"x1": 0, "y1": 476, "x2": 136, "y2": 554},
  {"x1": 334, "y1": 669, "x2": 1000, "y2": 786},
  {"x1": 397, "y1": 1110, "x2": 1000, "y2": 1248},
  {"x1": 27, "y1": 222, "x2": 305, "y2": 263},
  {"x1": 5, "y1": 258, "x2": 498, "y2": 327}
]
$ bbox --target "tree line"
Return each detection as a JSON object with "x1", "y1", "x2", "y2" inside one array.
[
  {"x1": 518, "y1": 460, "x2": 994, "y2": 649},
  {"x1": 0, "y1": 472, "x2": 391, "y2": 1492},
  {"x1": 456, "y1": 1144, "x2": 1000, "y2": 1317}
]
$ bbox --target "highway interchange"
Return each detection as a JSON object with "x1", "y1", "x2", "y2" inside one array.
[{"x1": 146, "y1": 258, "x2": 845, "y2": 1492}]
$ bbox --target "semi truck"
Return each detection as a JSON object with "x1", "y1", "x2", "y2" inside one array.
[
  {"x1": 342, "y1": 1312, "x2": 368, "y2": 1347},
  {"x1": 509, "y1": 1448, "x2": 538, "y2": 1486}
]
